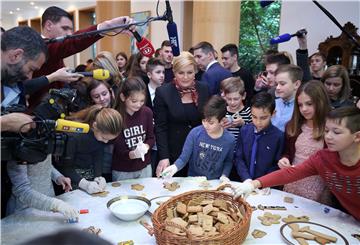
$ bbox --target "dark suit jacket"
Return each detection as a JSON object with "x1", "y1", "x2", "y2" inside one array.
[
  {"x1": 153, "y1": 81, "x2": 209, "y2": 162},
  {"x1": 201, "y1": 62, "x2": 232, "y2": 95}
]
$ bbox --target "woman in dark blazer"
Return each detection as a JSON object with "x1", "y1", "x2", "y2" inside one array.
[{"x1": 154, "y1": 51, "x2": 210, "y2": 177}]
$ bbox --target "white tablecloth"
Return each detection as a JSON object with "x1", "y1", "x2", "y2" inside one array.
[{"x1": 1, "y1": 177, "x2": 359, "y2": 244}]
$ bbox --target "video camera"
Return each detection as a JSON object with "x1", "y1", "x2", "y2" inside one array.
[{"x1": 1, "y1": 88, "x2": 87, "y2": 164}]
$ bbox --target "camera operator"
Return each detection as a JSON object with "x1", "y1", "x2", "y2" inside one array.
[
  {"x1": 28, "y1": 6, "x2": 135, "y2": 111},
  {"x1": 1, "y1": 27, "x2": 78, "y2": 221}
]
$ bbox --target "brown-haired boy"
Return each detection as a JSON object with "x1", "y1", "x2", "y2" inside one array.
[
  {"x1": 235, "y1": 106, "x2": 360, "y2": 221},
  {"x1": 160, "y1": 96, "x2": 236, "y2": 180}
]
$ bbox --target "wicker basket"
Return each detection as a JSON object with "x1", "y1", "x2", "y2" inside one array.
[{"x1": 151, "y1": 190, "x2": 252, "y2": 245}]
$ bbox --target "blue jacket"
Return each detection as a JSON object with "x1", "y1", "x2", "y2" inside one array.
[
  {"x1": 201, "y1": 62, "x2": 232, "y2": 95},
  {"x1": 235, "y1": 123, "x2": 284, "y2": 181}
]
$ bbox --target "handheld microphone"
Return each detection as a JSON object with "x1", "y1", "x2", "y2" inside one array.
[
  {"x1": 76, "y1": 69, "x2": 110, "y2": 80},
  {"x1": 260, "y1": 0, "x2": 275, "y2": 8},
  {"x1": 165, "y1": 0, "x2": 180, "y2": 56},
  {"x1": 55, "y1": 119, "x2": 90, "y2": 133},
  {"x1": 132, "y1": 31, "x2": 155, "y2": 57},
  {"x1": 269, "y1": 29, "x2": 307, "y2": 45}
]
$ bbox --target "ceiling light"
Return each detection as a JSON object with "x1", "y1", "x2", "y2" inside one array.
[
  {"x1": 34, "y1": 6, "x2": 38, "y2": 9},
  {"x1": 9, "y1": 11, "x2": 14, "y2": 14},
  {"x1": 16, "y1": 8, "x2": 20, "y2": 11},
  {"x1": 30, "y1": 2, "x2": 35, "y2": 5}
]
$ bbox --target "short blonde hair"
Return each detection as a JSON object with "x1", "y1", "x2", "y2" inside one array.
[
  {"x1": 172, "y1": 51, "x2": 198, "y2": 74},
  {"x1": 93, "y1": 51, "x2": 122, "y2": 86},
  {"x1": 221, "y1": 77, "x2": 245, "y2": 95}
]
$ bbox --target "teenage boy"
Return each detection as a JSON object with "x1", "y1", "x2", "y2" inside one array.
[
  {"x1": 234, "y1": 106, "x2": 360, "y2": 221},
  {"x1": 145, "y1": 58, "x2": 165, "y2": 176},
  {"x1": 160, "y1": 96, "x2": 236, "y2": 180},
  {"x1": 222, "y1": 77, "x2": 252, "y2": 142},
  {"x1": 271, "y1": 64, "x2": 302, "y2": 132},
  {"x1": 145, "y1": 58, "x2": 165, "y2": 110},
  {"x1": 235, "y1": 92, "x2": 284, "y2": 182},
  {"x1": 254, "y1": 52, "x2": 291, "y2": 96}
]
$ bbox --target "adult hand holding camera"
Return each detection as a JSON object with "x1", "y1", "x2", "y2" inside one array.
[
  {"x1": 0, "y1": 113, "x2": 35, "y2": 133},
  {"x1": 78, "y1": 178, "x2": 103, "y2": 194}
]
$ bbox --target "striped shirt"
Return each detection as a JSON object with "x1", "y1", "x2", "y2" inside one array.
[{"x1": 225, "y1": 106, "x2": 252, "y2": 141}]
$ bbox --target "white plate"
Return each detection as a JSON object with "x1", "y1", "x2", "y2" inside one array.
[
  {"x1": 148, "y1": 195, "x2": 172, "y2": 214},
  {"x1": 280, "y1": 221, "x2": 349, "y2": 245}
]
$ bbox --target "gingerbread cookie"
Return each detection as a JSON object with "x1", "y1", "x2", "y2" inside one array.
[
  {"x1": 257, "y1": 212, "x2": 281, "y2": 226},
  {"x1": 91, "y1": 191, "x2": 109, "y2": 197},
  {"x1": 163, "y1": 182, "x2": 180, "y2": 191},
  {"x1": 251, "y1": 229, "x2": 267, "y2": 238},
  {"x1": 283, "y1": 196, "x2": 294, "y2": 203},
  {"x1": 111, "y1": 182, "x2": 121, "y2": 187},
  {"x1": 282, "y1": 215, "x2": 310, "y2": 223},
  {"x1": 83, "y1": 226, "x2": 101, "y2": 235},
  {"x1": 131, "y1": 184, "x2": 144, "y2": 191}
]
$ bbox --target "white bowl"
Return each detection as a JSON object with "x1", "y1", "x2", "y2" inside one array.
[{"x1": 107, "y1": 195, "x2": 150, "y2": 221}]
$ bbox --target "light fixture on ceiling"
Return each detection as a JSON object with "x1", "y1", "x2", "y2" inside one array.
[
  {"x1": 30, "y1": 2, "x2": 35, "y2": 5},
  {"x1": 16, "y1": 8, "x2": 20, "y2": 11},
  {"x1": 34, "y1": 6, "x2": 39, "y2": 9},
  {"x1": 9, "y1": 11, "x2": 14, "y2": 14}
]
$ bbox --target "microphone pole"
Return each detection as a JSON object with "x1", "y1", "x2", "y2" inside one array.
[
  {"x1": 312, "y1": 0, "x2": 360, "y2": 49},
  {"x1": 45, "y1": 15, "x2": 166, "y2": 44}
]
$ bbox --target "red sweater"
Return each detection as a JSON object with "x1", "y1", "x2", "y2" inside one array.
[
  {"x1": 258, "y1": 149, "x2": 360, "y2": 220},
  {"x1": 112, "y1": 106, "x2": 155, "y2": 172},
  {"x1": 28, "y1": 25, "x2": 103, "y2": 110}
]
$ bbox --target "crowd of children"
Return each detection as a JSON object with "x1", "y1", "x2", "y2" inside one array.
[{"x1": 2, "y1": 12, "x2": 359, "y2": 223}]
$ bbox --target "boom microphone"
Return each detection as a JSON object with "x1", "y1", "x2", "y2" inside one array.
[
  {"x1": 54, "y1": 119, "x2": 90, "y2": 133},
  {"x1": 269, "y1": 29, "x2": 307, "y2": 45},
  {"x1": 165, "y1": 0, "x2": 180, "y2": 56},
  {"x1": 132, "y1": 31, "x2": 155, "y2": 57},
  {"x1": 76, "y1": 69, "x2": 110, "y2": 80}
]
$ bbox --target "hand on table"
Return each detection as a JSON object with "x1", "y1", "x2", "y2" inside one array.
[
  {"x1": 156, "y1": 159, "x2": 170, "y2": 177},
  {"x1": 56, "y1": 176, "x2": 72, "y2": 192},
  {"x1": 94, "y1": 176, "x2": 107, "y2": 191},
  {"x1": 51, "y1": 199, "x2": 79, "y2": 221},
  {"x1": 78, "y1": 178, "x2": 103, "y2": 194},
  {"x1": 233, "y1": 180, "x2": 256, "y2": 199},
  {"x1": 161, "y1": 165, "x2": 178, "y2": 178}
]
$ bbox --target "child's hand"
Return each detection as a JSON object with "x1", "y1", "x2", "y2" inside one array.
[
  {"x1": 133, "y1": 141, "x2": 149, "y2": 161},
  {"x1": 161, "y1": 165, "x2": 178, "y2": 178},
  {"x1": 232, "y1": 116, "x2": 245, "y2": 127},
  {"x1": 278, "y1": 157, "x2": 291, "y2": 169},
  {"x1": 220, "y1": 175, "x2": 230, "y2": 183},
  {"x1": 56, "y1": 176, "x2": 72, "y2": 192},
  {"x1": 94, "y1": 177, "x2": 107, "y2": 191}
]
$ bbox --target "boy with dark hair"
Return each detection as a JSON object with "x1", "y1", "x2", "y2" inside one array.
[
  {"x1": 255, "y1": 52, "x2": 291, "y2": 95},
  {"x1": 220, "y1": 43, "x2": 255, "y2": 105},
  {"x1": 235, "y1": 92, "x2": 284, "y2": 181},
  {"x1": 271, "y1": 64, "x2": 302, "y2": 131},
  {"x1": 235, "y1": 106, "x2": 360, "y2": 221},
  {"x1": 145, "y1": 58, "x2": 165, "y2": 176},
  {"x1": 161, "y1": 96, "x2": 235, "y2": 180}
]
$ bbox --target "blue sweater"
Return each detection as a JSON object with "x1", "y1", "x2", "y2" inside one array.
[
  {"x1": 235, "y1": 123, "x2": 284, "y2": 181},
  {"x1": 174, "y1": 125, "x2": 235, "y2": 180}
]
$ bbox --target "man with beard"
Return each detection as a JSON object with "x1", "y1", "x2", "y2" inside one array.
[{"x1": 1, "y1": 26, "x2": 48, "y2": 133}]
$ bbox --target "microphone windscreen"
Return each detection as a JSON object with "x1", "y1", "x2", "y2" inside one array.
[
  {"x1": 260, "y1": 0, "x2": 275, "y2": 8},
  {"x1": 92, "y1": 69, "x2": 110, "y2": 80},
  {"x1": 167, "y1": 22, "x2": 180, "y2": 56},
  {"x1": 55, "y1": 119, "x2": 89, "y2": 133},
  {"x1": 269, "y1": 33, "x2": 292, "y2": 45},
  {"x1": 136, "y1": 38, "x2": 155, "y2": 57}
]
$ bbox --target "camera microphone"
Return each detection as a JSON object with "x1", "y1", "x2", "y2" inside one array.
[
  {"x1": 54, "y1": 119, "x2": 90, "y2": 133},
  {"x1": 76, "y1": 69, "x2": 110, "y2": 80},
  {"x1": 269, "y1": 29, "x2": 307, "y2": 45}
]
